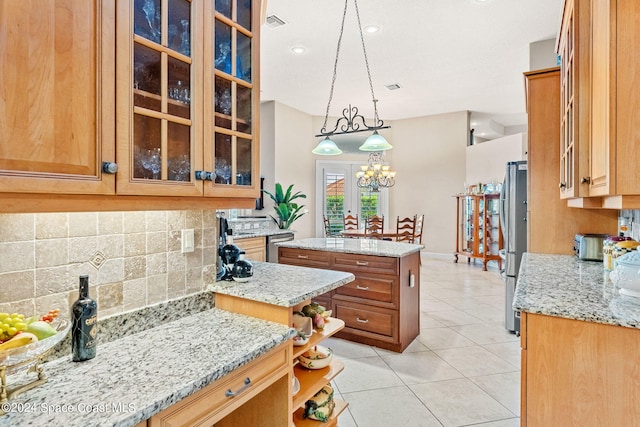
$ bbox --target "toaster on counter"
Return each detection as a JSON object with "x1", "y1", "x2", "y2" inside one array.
[{"x1": 574, "y1": 234, "x2": 609, "y2": 261}]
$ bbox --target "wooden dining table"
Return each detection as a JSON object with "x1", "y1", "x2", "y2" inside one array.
[{"x1": 339, "y1": 229, "x2": 402, "y2": 239}]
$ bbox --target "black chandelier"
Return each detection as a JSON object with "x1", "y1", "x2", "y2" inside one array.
[{"x1": 312, "y1": 0, "x2": 393, "y2": 156}]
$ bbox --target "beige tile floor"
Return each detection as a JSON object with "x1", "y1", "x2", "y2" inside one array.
[{"x1": 326, "y1": 255, "x2": 521, "y2": 427}]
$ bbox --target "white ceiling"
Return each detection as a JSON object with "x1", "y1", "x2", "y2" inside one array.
[{"x1": 259, "y1": 0, "x2": 564, "y2": 141}]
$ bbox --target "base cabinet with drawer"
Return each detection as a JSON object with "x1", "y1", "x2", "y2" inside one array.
[
  {"x1": 279, "y1": 247, "x2": 421, "y2": 352},
  {"x1": 147, "y1": 342, "x2": 291, "y2": 427},
  {"x1": 234, "y1": 236, "x2": 267, "y2": 262}
]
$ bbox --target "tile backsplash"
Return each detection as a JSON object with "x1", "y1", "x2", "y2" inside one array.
[{"x1": 0, "y1": 210, "x2": 217, "y2": 319}]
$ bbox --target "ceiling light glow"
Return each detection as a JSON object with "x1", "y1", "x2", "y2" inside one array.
[
  {"x1": 291, "y1": 46, "x2": 306, "y2": 54},
  {"x1": 364, "y1": 25, "x2": 380, "y2": 33}
]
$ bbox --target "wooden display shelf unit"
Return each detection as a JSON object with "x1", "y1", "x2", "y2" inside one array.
[
  {"x1": 454, "y1": 193, "x2": 503, "y2": 271},
  {"x1": 292, "y1": 318, "x2": 345, "y2": 360},
  {"x1": 292, "y1": 360, "x2": 344, "y2": 410},
  {"x1": 292, "y1": 398, "x2": 349, "y2": 427}
]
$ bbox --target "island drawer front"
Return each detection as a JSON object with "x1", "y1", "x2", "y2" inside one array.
[
  {"x1": 333, "y1": 301, "x2": 397, "y2": 338},
  {"x1": 148, "y1": 344, "x2": 290, "y2": 426},
  {"x1": 334, "y1": 275, "x2": 397, "y2": 306},
  {"x1": 278, "y1": 248, "x2": 331, "y2": 268},
  {"x1": 332, "y1": 253, "x2": 398, "y2": 275}
]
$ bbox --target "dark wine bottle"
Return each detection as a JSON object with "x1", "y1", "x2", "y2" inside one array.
[{"x1": 72, "y1": 275, "x2": 98, "y2": 362}]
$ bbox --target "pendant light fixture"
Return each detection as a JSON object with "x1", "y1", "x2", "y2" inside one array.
[{"x1": 312, "y1": 0, "x2": 392, "y2": 155}]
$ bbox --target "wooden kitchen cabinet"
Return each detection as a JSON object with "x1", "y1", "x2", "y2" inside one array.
[
  {"x1": 116, "y1": 0, "x2": 260, "y2": 198},
  {"x1": 234, "y1": 236, "x2": 266, "y2": 262},
  {"x1": 558, "y1": 0, "x2": 640, "y2": 207},
  {"x1": 453, "y1": 194, "x2": 502, "y2": 271},
  {"x1": 557, "y1": 0, "x2": 591, "y2": 199},
  {"x1": 0, "y1": 0, "x2": 260, "y2": 212},
  {"x1": 147, "y1": 342, "x2": 291, "y2": 427},
  {"x1": 279, "y1": 247, "x2": 421, "y2": 353},
  {"x1": 0, "y1": 0, "x2": 116, "y2": 195},
  {"x1": 520, "y1": 312, "x2": 640, "y2": 426},
  {"x1": 525, "y1": 68, "x2": 617, "y2": 254},
  {"x1": 214, "y1": 293, "x2": 350, "y2": 426}
]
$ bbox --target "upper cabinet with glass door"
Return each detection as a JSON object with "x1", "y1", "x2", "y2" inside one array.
[
  {"x1": 203, "y1": 0, "x2": 260, "y2": 198},
  {"x1": 116, "y1": 0, "x2": 260, "y2": 198},
  {"x1": 116, "y1": 0, "x2": 204, "y2": 196}
]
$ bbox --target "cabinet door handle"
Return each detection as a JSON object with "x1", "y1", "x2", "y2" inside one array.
[
  {"x1": 559, "y1": 182, "x2": 566, "y2": 189},
  {"x1": 356, "y1": 261, "x2": 368, "y2": 266},
  {"x1": 356, "y1": 317, "x2": 369, "y2": 323},
  {"x1": 195, "y1": 171, "x2": 214, "y2": 181},
  {"x1": 297, "y1": 255, "x2": 309, "y2": 259},
  {"x1": 225, "y1": 377, "x2": 252, "y2": 397},
  {"x1": 102, "y1": 162, "x2": 118, "y2": 174},
  {"x1": 356, "y1": 285, "x2": 369, "y2": 291},
  {"x1": 581, "y1": 176, "x2": 591, "y2": 184}
]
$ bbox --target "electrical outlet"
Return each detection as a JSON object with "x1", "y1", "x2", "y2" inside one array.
[{"x1": 181, "y1": 229, "x2": 195, "y2": 253}]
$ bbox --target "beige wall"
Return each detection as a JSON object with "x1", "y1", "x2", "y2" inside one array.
[
  {"x1": 272, "y1": 101, "x2": 316, "y2": 238},
  {"x1": 389, "y1": 111, "x2": 469, "y2": 254},
  {"x1": 466, "y1": 133, "x2": 526, "y2": 185},
  {"x1": 0, "y1": 211, "x2": 217, "y2": 319}
]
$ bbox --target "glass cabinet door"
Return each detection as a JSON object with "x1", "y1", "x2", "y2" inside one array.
[
  {"x1": 117, "y1": 0, "x2": 203, "y2": 196},
  {"x1": 463, "y1": 196, "x2": 474, "y2": 253},
  {"x1": 206, "y1": 0, "x2": 257, "y2": 192},
  {"x1": 132, "y1": 0, "x2": 193, "y2": 182}
]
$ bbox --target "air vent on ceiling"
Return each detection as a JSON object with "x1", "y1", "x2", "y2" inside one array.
[
  {"x1": 385, "y1": 83, "x2": 401, "y2": 90},
  {"x1": 266, "y1": 14, "x2": 286, "y2": 28}
]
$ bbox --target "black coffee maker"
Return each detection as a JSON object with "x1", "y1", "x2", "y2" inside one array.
[{"x1": 216, "y1": 212, "x2": 231, "y2": 281}]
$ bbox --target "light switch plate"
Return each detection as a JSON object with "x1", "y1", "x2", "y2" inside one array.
[{"x1": 181, "y1": 229, "x2": 195, "y2": 253}]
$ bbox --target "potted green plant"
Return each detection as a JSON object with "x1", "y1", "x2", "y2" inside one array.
[{"x1": 263, "y1": 183, "x2": 307, "y2": 229}]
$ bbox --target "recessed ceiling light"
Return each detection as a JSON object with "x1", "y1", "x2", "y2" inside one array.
[
  {"x1": 291, "y1": 46, "x2": 306, "y2": 54},
  {"x1": 364, "y1": 25, "x2": 380, "y2": 33},
  {"x1": 385, "y1": 83, "x2": 401, "y2": 91}
]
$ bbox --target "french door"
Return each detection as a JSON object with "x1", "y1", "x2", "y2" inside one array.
[{"x1": 315, "y1": 160, "x2": 388, "y2": 236}]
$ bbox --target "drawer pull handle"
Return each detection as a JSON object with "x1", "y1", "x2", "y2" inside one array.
[
  {"x1": 356, "y1": 261, "x2": 368, "y2": 266},
  {"x1": 297, "y1": 255, "x2": 309, "y2": 259},
  {"x1": 356, "y1": 317, "x2": 369, "y2": 323},
  {"x1": 356, "y1": 285, "x2": 369, "y2": 291},
  {"x1": 225, "y1": 377, "x2": 252, "y2": 397}
]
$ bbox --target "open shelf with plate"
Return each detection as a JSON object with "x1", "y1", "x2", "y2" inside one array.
[{"x1": 291, "y1": 315, "x2": 347, "y2": 426}]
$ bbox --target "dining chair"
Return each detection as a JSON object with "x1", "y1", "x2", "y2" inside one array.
[
  {"x1": 323, "y1": 215, "x2": 335, "y2": 237},
  {"x1": 396, "y1": 215, "x2": 416, "y2": 242},
  {"x1": 365, "y1": 215, "x2": 384, "y2": 239},
  {"x1": 343, "y1": 214, "x2": 359, "y2": 232},
  {"x1": 413, "y1": 214, "x2": 424, "y2": 244}
]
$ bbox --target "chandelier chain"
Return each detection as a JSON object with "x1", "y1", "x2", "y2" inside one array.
[
  {"x1": 353, "y1": 0, "x2": 379, "y2": 123},
  {"x1": 322, "y1": 0, "x2": 350, "y2": 131}
]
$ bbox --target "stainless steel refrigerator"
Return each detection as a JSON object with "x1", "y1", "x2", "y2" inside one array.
[{"x1": 499, "y1": 160, "x2": 527, "y2": 335}]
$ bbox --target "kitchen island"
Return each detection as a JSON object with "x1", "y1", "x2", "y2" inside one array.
[
  {"x1": 276, "y1": 238, "x2": 423, "y2": 352},
  {"x1": 0, "y1": 262, "x2": 354, "y2": 427},
  {"x1": 514, "y1": 253, "x2": 640, "y2": 427}
]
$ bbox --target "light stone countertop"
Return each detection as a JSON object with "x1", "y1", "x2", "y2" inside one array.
[
  {"x1": 513, "y1": 253, "x2": 640, "y2": 329},
  {"x1": 276, "y1": 237, "x2": 423, "y2": 257},
  {"x1": 232, "y1": 228, "x2": 294, "y2": 239},
  {"x1": 209, "y1": 262, "x2": 355, "y2": 307},
  {"x1": 0, "y1": 309, "x2": 294, "y2": 427}
]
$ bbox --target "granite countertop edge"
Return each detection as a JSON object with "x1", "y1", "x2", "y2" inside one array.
[
  {"x1": 209, "y1": 262, "x2": 355, "y2": 307},
  {"x1": 513, "y1": 252, "x2": 640, "y2": 329},
  {"x1": 232, "y1": 229, "x2": 294, "y2": 238},
  {"x1": 276, "y1": 237, "x2": 423, "y2": 257},
  {"x1": 0, "y1": 309, "x2": 295, "y2": 427}
]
